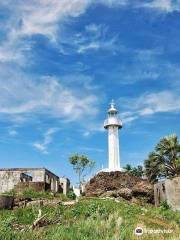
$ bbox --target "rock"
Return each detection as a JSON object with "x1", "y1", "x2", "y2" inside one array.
[
  {"x1": 26, "y1": 200, "x2": 44, "y2": 207},
  {"x1": 116, "y1": 188, "x2": 132, "y2": 200},
  {"x1": 0, "y1": 195, "x2": 14, "y2": 209},
  {"x1": 26, "y1": 199, "x2": 62, "y2": 207},
  {"x1": 99, "y1": 188, "x2": 132, "y2": 200},
  {"x1": 100, "y1": 191, "x2": 117, "y2": 198},
  {"x1": 132, "y1": 181, "x2": 154, "y2": 203},
  {"x1": 131, "y1": 197, "x2": 141, "y2": 205},
  {"x1": 132, "y1": 181, "x2": 153, "y2": 196},
  {"x1": 85, "y1": 171, "x2": 153, "y2": 203},
  {"x1": 85, "y1": 189, "x2": 104, "y2": 197},
  {"x1": 62, "y1": 200, "x2": 77, "y2": 206},
  {"x1": 13, "y1": 197, "x2": 32, "y2": 208}
]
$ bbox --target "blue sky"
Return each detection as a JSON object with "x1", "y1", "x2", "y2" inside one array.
[{"x1": 0, "y1": 0, "x2": 180, "y2": 185}]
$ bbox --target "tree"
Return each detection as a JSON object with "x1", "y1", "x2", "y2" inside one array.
[
  {"x1": 144, "y1": 134, "x2": 180, "y2": 183},
  {"x1": 69, "y1": 154, "x2": 95, "y2": 188},
  {"x1": 132, "y1": 165, "x2": 144, "y2": 177},
  {"x1": 124, "y1": 164, "x2": 144, "y2": 177},
  {"x1": 124, "y1": 164, "x2": 132, "y2": 172}
]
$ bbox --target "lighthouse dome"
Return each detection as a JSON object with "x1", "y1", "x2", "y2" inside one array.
[{"x1": 107, "y1": 99, "x2": 118, "y2": 114}]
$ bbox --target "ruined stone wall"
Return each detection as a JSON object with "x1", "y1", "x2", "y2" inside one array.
[
  {"x1": 165, "y1": 177, "x2": 180, "y2": 211},
  {"x1": 0, "y1": 171, "x2": 21, "y2": 193},
  {"x1": 154, "y1": 181, "x2": 167, "y2": 206},
  {"x1": 20, "y1": 173, "x2": 32, "y2": 182},
  {"x1": 0, "y1": 168, "x2": 45, "y2": 193},
  {"x1": 59, "y1": 178, "x2": 70, "y2": 195},
  {"x1": 21, "y1": 169, "x2": 45, "y2": 182},
  {"x1": 44, "y1": 169, "x2": 59, "y2": 192},
  {"x1": 154, "y1": 177, "x2": 180, "y2": 211},
  {"x1": 0, "y1": 168, "x2": 61, "y2": 194},
  {"x1": 14, "y1": 182, "x2": 47, "y2": 193}
]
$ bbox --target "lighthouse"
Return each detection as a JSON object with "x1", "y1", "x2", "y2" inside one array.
[{"x1": 104, "y1": 100, "x2": 122, "y2": 171}]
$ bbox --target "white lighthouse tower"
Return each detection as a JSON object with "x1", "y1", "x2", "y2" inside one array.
[{"x1": 104, "y1": 100, "x2": 122, "y2": 172}]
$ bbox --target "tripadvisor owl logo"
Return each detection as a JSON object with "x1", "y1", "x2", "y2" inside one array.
[{"x1": 134, "y1": 226, "x2": 144, "y2": 236}]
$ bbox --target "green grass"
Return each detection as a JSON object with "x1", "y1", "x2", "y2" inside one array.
[
  {"x1": 2, "y1": 188, "x2": 69, "y2": 201},
  {"x1": 0, "y1": 198, "x2": 179, "y2": 240}
]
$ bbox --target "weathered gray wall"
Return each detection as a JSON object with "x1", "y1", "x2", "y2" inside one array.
[
  {"x1": 59, "y1": 177, "x2": 70, "y2": 195},
  {"x1": 44, "y1": 169, "x2": 59, "y2": 192},
  {"x1": 154, "y1": 177, "x2": 180, "y2": 211},
  {"x1": 0, "y1": 196, "x2": 14, "y2": 209},
  {"x1": 165, "y1": 177, "x2": 180, "y2": 211},
  {"x1": 0, "y1": 168, "x2": 67, "y2": 194},
  {"x1": 0, "y1": 171, "x2": 21, "y2": 193},
  {"x1": 0, "y1": 169, "x2": 45, "y2": 193}
]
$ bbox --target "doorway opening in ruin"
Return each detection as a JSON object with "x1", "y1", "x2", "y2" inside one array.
[{"x1": 20, "y1": 172, "x2": 33, "y2": 182}]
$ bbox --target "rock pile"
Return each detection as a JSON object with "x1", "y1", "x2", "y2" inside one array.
[
  {"x1": 85, "y1": 171, "x2": 153, "y2": 203},
  {"x1": 13, "y1": 197, "x2": 62, "y2": 209}
]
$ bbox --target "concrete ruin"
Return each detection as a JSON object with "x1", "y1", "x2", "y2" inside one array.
[
  {"x1": 154, "y1": 176, "x2": 180, "y2": 211},
  {"x1": 59, "y1": 177, "x2": 70, "y2": 195},
  {"x1": 0, "y1": 168, "x2": 70, "y2": 195}
]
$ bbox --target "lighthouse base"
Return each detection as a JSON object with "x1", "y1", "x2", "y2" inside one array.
[{"x1": 99, "y1": 167, "x2": 124, "y2": 173}]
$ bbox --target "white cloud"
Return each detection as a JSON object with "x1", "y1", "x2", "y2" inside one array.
[
  {"x1": 112, "y1": 49, "x2": 180, "y2": 85},
  {"x1": 79, "y1": 146, "x2": 104, "y2": 153},
  {"x1": 95, "y1": 0, "x2": 180, "y2": 13},
  {"x1": 83, "y1": 131, "x2": 91, "y2": 137},
  {"x1": 0, "y1": 0, "x2": 90, "y2": 63},
  {"x1": 8, "y1": 129, "x2": 18, "y2": 136},
  {"x1": 138, "y1": 91, "x2": 180, "y2": 115},
  {"x1": 85, "y1": 24, "x2": 101, "y2": 33},
  {"x1": 1, "y1": 0, "x2": 178, "y2": 64},
  {"x1": 77, "y1": 37, "x2": 118, "y2": 53},
  {"x1": 95, "y1": 0, "x2": 129, "y2": 7},
  {"x1": 138, "y1": 0, "x2": 180, "y2": 13},
  {"x1": 0, "y1": 73, "x2": 99, "y2": 123},
  {"x1": 0, "y1": 0, "x2": 125, "y2": 63},
  {"x1": 1, "y1": 0, "x2": 90, "y2": 39},
  {"x1": 120, "y1": 90, "x2": 180, "y2": 123},
  {"x1": 72, "y1": 24, "x2": 120, "y2": 54},
  {"x1": 33, "y1": 127, "x2": 59, "y2": 154}
]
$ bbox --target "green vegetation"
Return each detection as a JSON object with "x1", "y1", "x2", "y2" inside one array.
[
  {"x1": 124, "y1": 164, "x2": 144, "y2": 177},
  {"x1": 66, "y1": 190, "x2": 76, "y2": 200},
  {"x1": 2, "y1": 188, "x2": 68, "y2": 201},
  {"x1": 0, "y1": 198, "x2": 179, "y2": 240},
  {"x1": 124, "y1": 134, "x2": 180, "y2": 182},
  {"x1": 144, "y1": 134, "x2": 180, "y2": 183},
  {"x1": 69, "y1": 154, "x2": 95, "y2": 187}
]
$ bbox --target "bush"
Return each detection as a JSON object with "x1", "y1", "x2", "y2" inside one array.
[
  {"x1": 54, "y1": 193, "x2": 68, "y2": 201},
  {"x1": 20, "y1": 188, "x2": 53, "y2": 199},
  {"x1": 67, "y1": 190, "x2": 76, "y2": 200},
  {"x1": 1, "y1": 189, "x2": 16, "y2": 197},
  {"x1": 160, "y1": 200, "x2": 171, "y2": 210}
]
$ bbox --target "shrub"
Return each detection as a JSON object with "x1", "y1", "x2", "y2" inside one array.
[
  {"x1": 1, "y1": 189, "x2": 16, "y2": 197},
  {"x1": 20, "y1": 188, "x2": 53, "y2": 199},
  {"x1": 160, "y1": 200, "x2": 171, "y2": 210},
  {"x1": 67, "y1": 190, "x2": 76, "y2": 200}
]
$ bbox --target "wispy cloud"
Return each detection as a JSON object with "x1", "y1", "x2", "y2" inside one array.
[
  {"x1": 0, "y1": 0, "x2": 90, "y2": 40},
  {"x1": 120, "y1": 90, "x2": 180, "y2": 123},
  {"x1": 33, "y1": 127, "x2": 59, "y2": 154},
  {"x1": 79, "y1": 146, "x2": 104, "y2": 153},
  {"x1": 98, "y1": 0, "x2": 180, "y2": 13},
  {"x1": 0, "y1": 73, "x2": 99, "y2": 123},
  {"x1": 109, "y1": 48, "x2": 180, "y2": 85},
  {"x1": 0, "y1": 0, "x2": 90, "y2": 64},
  {"x1": 61, "y1": 23, "x2": 120, "y2": 54},
  {"x1": 140, "y1": 0, "x2": 180, "y2": 13},
  {"x1": 8, "y1": 129, "x2": 18, "y2": 136},
  {"x1": 77, "y1": 37, "x2": 119, "y2": 54},
  {"x1": 1, "y1": 0, "x2": 177, "y2": 64}
]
